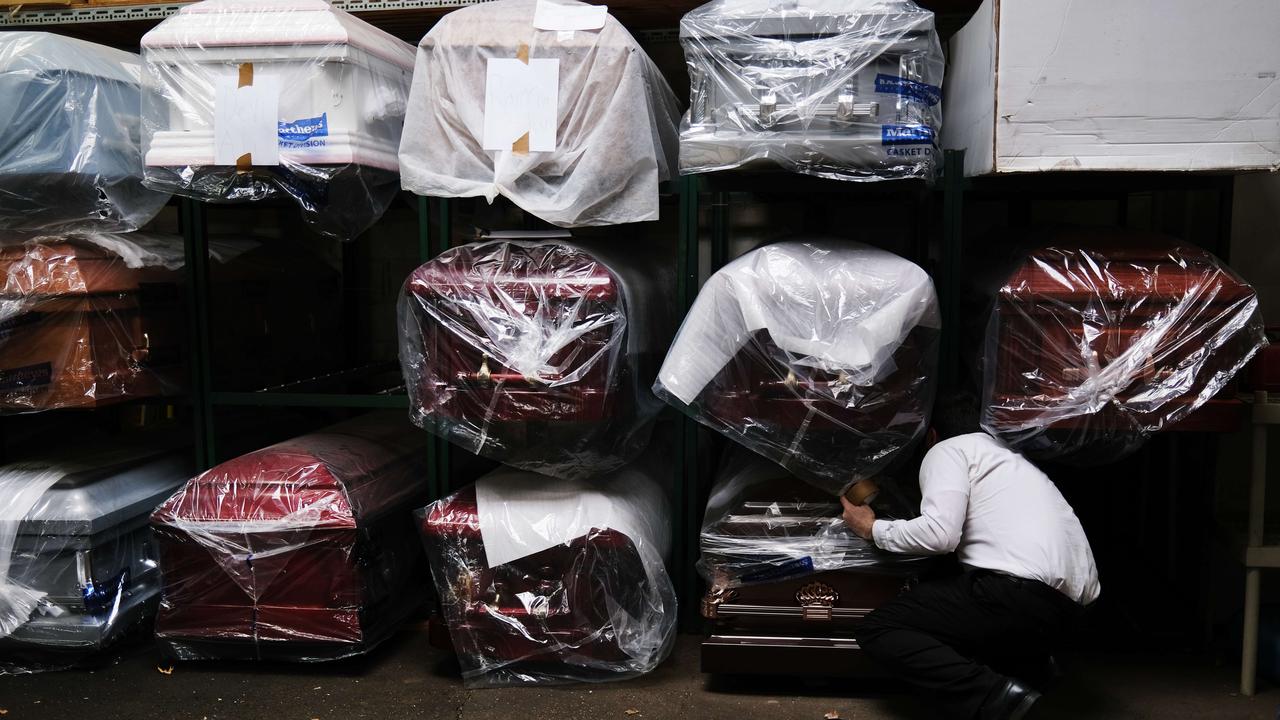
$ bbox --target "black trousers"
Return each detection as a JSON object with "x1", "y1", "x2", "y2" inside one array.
[{"x1": 857, "y1": 568, "x2": 1084, "y2": 720}]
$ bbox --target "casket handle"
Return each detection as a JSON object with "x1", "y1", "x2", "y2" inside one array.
[
  {"x1": 796, "y1": 582, "x2": 839, "y2": 621},
  {"x1": 130, "y1": 333, "x2": 151, "y2": 365}
]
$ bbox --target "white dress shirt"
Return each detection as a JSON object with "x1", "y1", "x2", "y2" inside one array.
[{"x1": 872, "y1": 432, "x2": 1100, "y2": 606}]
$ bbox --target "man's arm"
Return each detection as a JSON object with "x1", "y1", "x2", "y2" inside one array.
[{"x1": 844, "y1": 442, "x2": 971, "y2": 555}]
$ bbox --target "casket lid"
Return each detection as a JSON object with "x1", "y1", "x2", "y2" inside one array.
[
  {"x1": 408, "y1": 242, "x2": 619, "y2": 302},
  {"x1": 679, "y1": 0, "x2": 934, "y2": 41},
  {"x1": 11, "y1": 451, "x2": 189, "y2": 537},
  {"x1": 423, "y1": 0, "x2": 635, "y2": 51},
  {"x1": 0, "y1": 32, "x2": 142, "y2": 86},
  {"x1": 141, "y1": 0, "x2": 416, "y2": 72},
  {"x1": 0, "y1": 239, "x2": 181, "y2": 300},
  {"x1": 152, "y1": 413, "x2": 425, "y2": 529},
  {"x1": 1000, "y1": 239, "x2": 1257, "y2": 305}
]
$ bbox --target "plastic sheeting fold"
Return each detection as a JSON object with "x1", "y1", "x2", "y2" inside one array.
[{"x1": 655, "y1": 240, "x2": 939, "y2": 496}]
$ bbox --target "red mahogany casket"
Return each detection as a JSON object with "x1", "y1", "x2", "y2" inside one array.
[
  {"x1": 419, "y1": 464, "x2": 676, "y2": 686},
  {"x1": 981, "y1": 231, "x2": 1266, "y2": 463},
  {"x1": 151, "y1": 414, "x2": 428, "y2": 662},
  {"x1": 399, "y1": 238, "x2": 672, "y2": 481}
]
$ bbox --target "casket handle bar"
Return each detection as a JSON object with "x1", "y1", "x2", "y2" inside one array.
[
  {"x1": 756, "y1": 97, "x2": 879, "y2": 127},
  {"x1": 712, "y1": 603, "x2": 874, "y2": 622},
  {"x1": 1061, "y1": 351, "x2": 1175, "y2": 385},
  {"x1": 704, "y1": 582, "x2": 867, "y2": 622}
]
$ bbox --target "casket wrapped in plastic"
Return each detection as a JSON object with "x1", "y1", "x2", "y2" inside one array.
[
  {"x1": 419, "y1": 463, "x2": 676, "y2": 687},
  {"x1": 981, "y1": 232, "x2": 1267, "y2": 464},
  {"x1": 0, "y1": 449, "x2": 188, "y2": 674},
  {"x1": 0, "y1": 33, "x2": 170, "y2": 232},
  {"x1": 398, "y1": 238, "x2": 672, "y2": 481},
  {"x1": 700, "y1": 449, "x2": 925, "y2": 589},
  {"x1": 0, "y1": 233, "x2": 185, "y2": 413},
  {"x1": 141, "y1": 0, "x2": 416, "y2": 240},
  {"x1": 151, "y1": 414, "x2": 428, "y2": 662},
  {"x1": 655, "y1": 240, "x2": 940, "y2": 496},
  {"x1": 399, "y1": 0, "x2": 681, "y2": 227},
  {"x1": 679, "y1": 0, "x2": 943, "y2": 181}
]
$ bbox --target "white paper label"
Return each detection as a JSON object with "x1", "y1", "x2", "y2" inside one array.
[
  {"x1": 482, "y1": 58, "x2": 559, "y2": 153},
  {"x1": 533, "y1": 0, "x2": 607, "y2": 31},
  {"x1": 213, "y1": 73, "x2": 281, "y2": 167}
]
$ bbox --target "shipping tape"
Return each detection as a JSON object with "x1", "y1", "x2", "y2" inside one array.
[
  {"x1": 236, "y1": 63, "x2": 254, "y2": 171},
  {"x1": 511, "y1": 45, "x2": 531, "y2": 155}
]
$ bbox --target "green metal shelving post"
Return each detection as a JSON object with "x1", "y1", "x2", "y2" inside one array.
[
  {"x1": 675, "y1": 174, "x2": 702, "y2": 627},
  {"x1": 940, "y1": 149, "x2": 966, "y2": 391},
  {"x1": 181, "y1": 198, "x2": 216, "y2": 470}
]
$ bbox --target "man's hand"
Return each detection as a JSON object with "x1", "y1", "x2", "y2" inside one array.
[{"x1": 840, "y1": 495, "x2": 876, "y2": 540}]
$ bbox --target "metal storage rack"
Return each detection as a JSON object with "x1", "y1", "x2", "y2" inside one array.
[
  {"x1": 1240, "y1": 391, "x2": 1280, "y2": 696},
  {"x1": 1, "y1": 0, "x2": 1250, "y2": 642}
]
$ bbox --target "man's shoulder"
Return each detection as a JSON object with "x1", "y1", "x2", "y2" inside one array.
[{"x1": 930, "y1": 432, "x2": 1002, "y2": 455}]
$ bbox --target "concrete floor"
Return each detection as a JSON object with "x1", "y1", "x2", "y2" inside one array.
[{"x1": 0, "y1": 626, "x2": 1276, "y2": 720}]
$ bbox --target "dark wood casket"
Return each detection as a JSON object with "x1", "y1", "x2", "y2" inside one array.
[
  {"x1": 418, "y1": 466, "x2": 676, "y2": 686},
  {"x1": 0, "y1": 240, "x2": 183, "y2": 412},
  {"x1": 400, "y1": 239, "x2": 669, "y2": 481},
  {"x1": 982, "y1": 233, "x2": 1265, "y2": 462},
  {"x1": 150, "y1": 414, "x2": 428, "y2": 662},
  {"x1": 698, "y1": 468, "x2": 925, "y2": 677}
]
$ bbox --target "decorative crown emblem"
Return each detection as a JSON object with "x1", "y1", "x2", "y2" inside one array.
[{"x1": 795, "y1": 581, "x2": 838, "y2": 608}]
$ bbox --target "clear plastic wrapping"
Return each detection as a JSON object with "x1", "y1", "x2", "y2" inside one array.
[
  {"x1": 655, "y1": 240, "x2": 940, "y2": 496},
  {"x1": 150, "y1": 414, "x2": 429, "y2": 663},
  {"x1": 399, "y1": 0, "x2": 681, "y2": 227},
  {"x1": 0, "y1": 32, "x2": 171, "y2": 232},
  {"x1": 141, "y1": 0, "x2": 416, "y2": 240},
  {"x1": 0, "y1": 448, "x2": 188, "y2": 674},
  {"x1": 398, "y1": 238, "x2": 673, "y2": 481},
  {"x1": 699, "y1": 449, "x2": 925, "y2": 589},
  {"x1": 419, "y1": 462, "x2": 676, "y2": 687},
  {"x1": 678, "y1": 0, "x2": 943, "y2": 181},
  {"x1": 0, "y1": 233, "x2": 186, "y2": 413},
  {"x1": 980, "y1": 234, "x2": 1268, "y2": 464}
]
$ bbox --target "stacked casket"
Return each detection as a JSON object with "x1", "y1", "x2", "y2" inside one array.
[
  {"x1": 141, "y1": 0, "x2": 416, "y2": 240},
  {"x1": 0, "y1": 449, "x2": 188, "y2": 673},
  {"x1": 678, "y1": 0, "x2": 944, "y2": 181},
  {"x1": 0, "y1": 235, "x2": 185, "y2": 413},
  {"x1": 399, "y1": 0, "x2": 681, "y2": 227},
  {"x1": 655, "y1": 240, "x2": 938, "y2": 674},
  {"x1": 150, "y1": 414, "x2": 428, "y2": 662},
  {"x1": 981, "y1": 231, "x2": 1267, "y2": 464},
  {"x1": 656, "y1": 240, "x2": 940, "y2": 496},
  {"x1": 399, "y1": 238, "x2": 671, "y2": 481},
  {"x1": 419, "y1": 463, "x2": 676, "y2": 687},
  {"x1": 698, "y1": 452, "x2": 924, "y2": 676},
  {"x1": 0, "y1": 33, "x2": 170, "y2": 232}
]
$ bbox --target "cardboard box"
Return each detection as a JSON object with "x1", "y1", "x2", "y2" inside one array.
[{"x1": 943, "y1": 0, "x2": 1280, "y2": 175}]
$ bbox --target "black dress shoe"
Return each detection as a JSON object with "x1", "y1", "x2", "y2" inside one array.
[{"x1": 979, "y1": 678, "x2": 1042, "y2": 720}]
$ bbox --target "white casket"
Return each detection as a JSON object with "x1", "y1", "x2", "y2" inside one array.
[{"x1": 141, "y1": 0, "x2": 416, "y2": 240}]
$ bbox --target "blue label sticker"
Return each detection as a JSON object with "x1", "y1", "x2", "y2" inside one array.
[
  {"x1": 279, "y1": 113, "x2": 329, "y2": 148},
  {"x1": 741, "y1": 556, "x2": 816, "y2": 584},
  {"x1": 83, "y1": 569, "x2": 128, "y2": 615},
  {"x1": 882, "y1": 124, "x2": 936, "y2": 146},
  {"x1": 874, "y1": 74, "x2": 942, "y2": 106}
]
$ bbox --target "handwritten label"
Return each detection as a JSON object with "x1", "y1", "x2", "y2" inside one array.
[
  {"x1": 482, "y1": 58, "x2": 559, "y2": 153},
  {"x1": 533, "y1": 0, "x2": 607, "y2": 31},
  {"x1": 214, "y1": 72, "x2": 281, "y2": 166}
]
